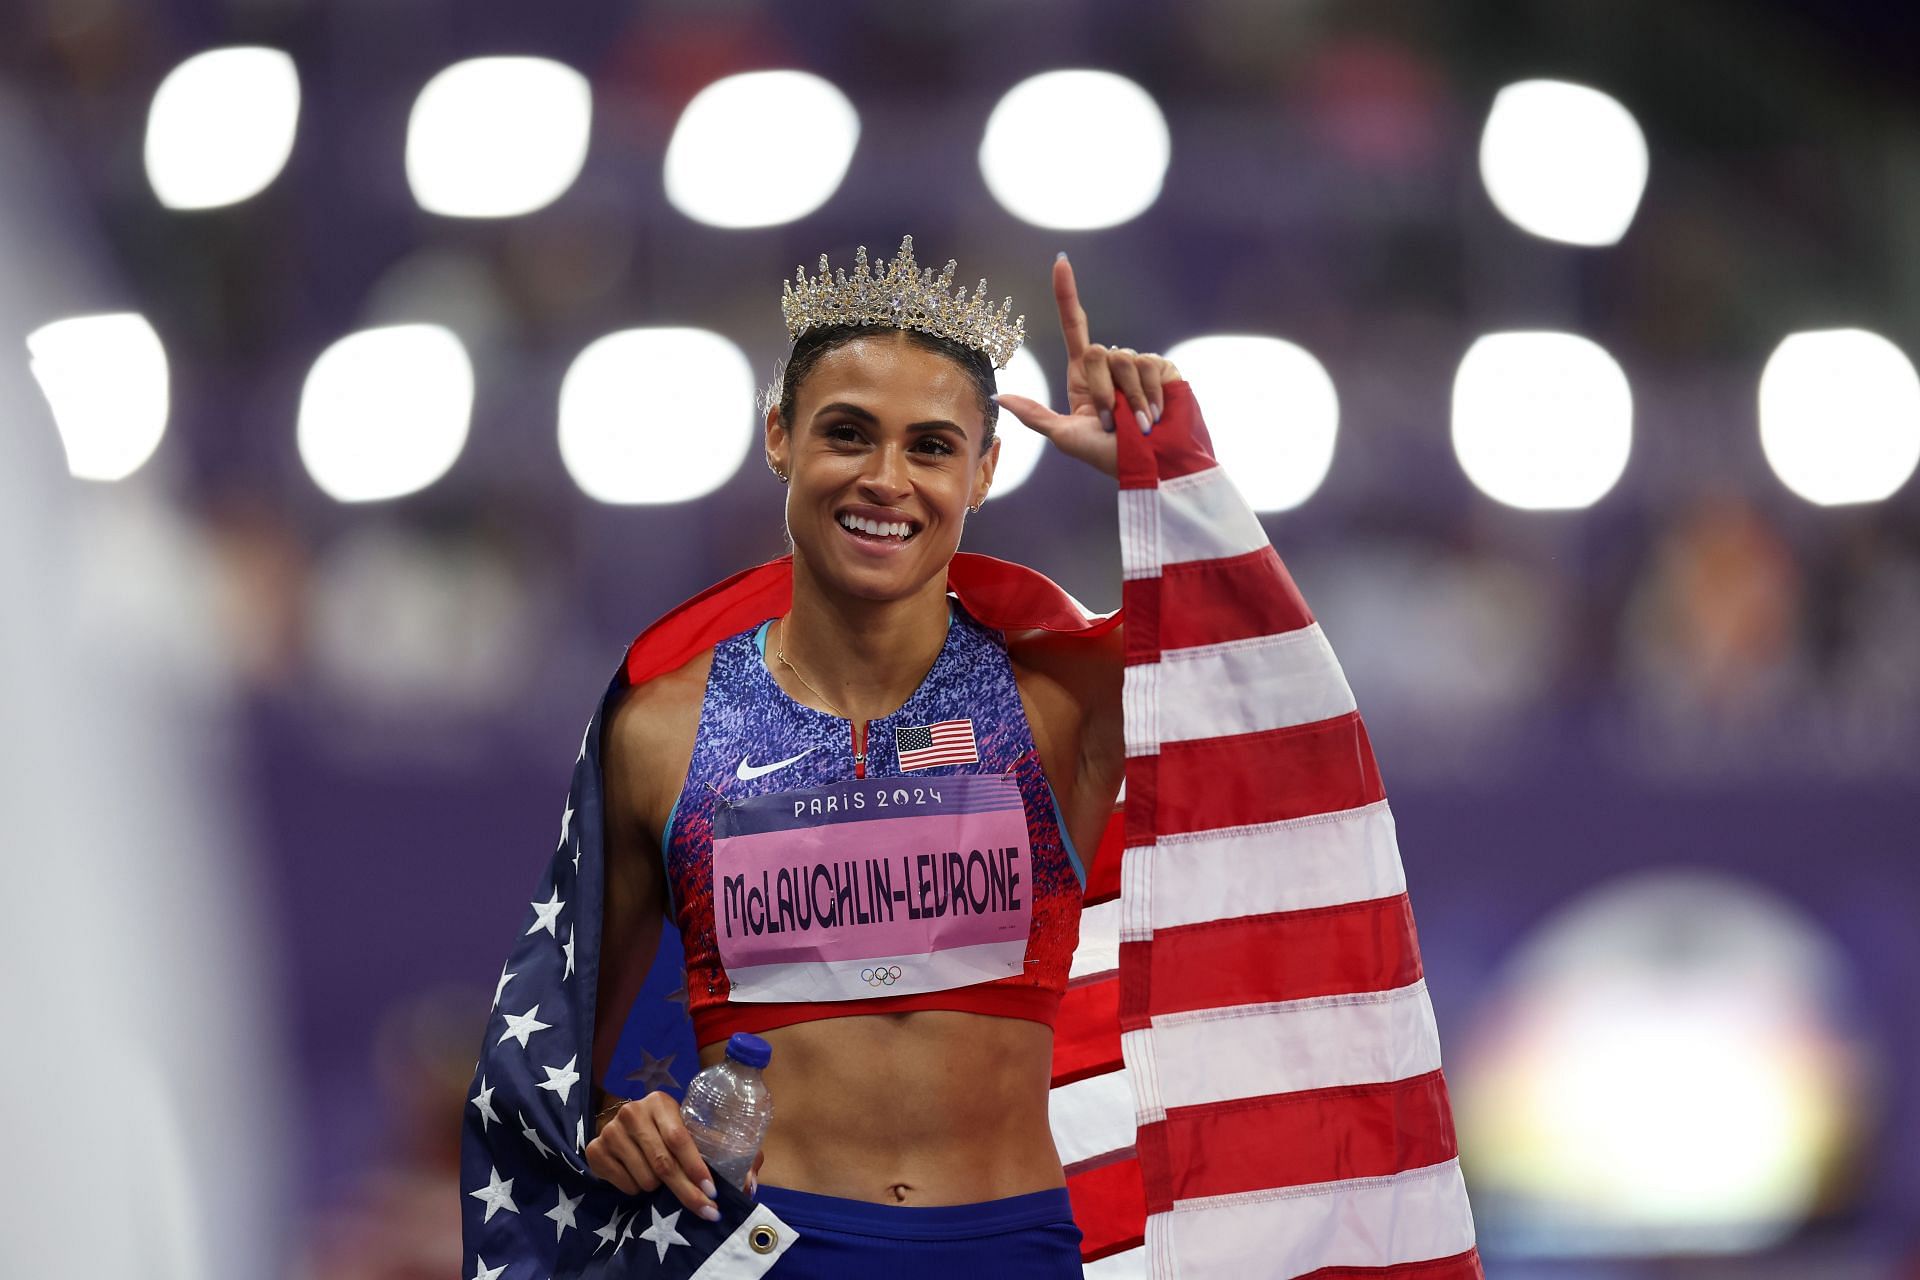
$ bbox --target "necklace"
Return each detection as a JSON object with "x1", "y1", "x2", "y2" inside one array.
[{"x1": 772, "y1": 620, "x2": 848, "y2": 719}]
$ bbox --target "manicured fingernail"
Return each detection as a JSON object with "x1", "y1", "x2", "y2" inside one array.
[
  {"x1": 1055, "y1": 250, "x2": 1069, "y2": 262},
  {"x1": 1135, "y1": 409, "x2": 1152, "y2": 435},
  {"x1": 699, "y1": 1178, "x2": 717, "y2": 1199},
  {"x1": 700, "y1": 1204, "x2": 721, "y2": 1222},
  {"x1": 1151, "y1": 402, "x2": 1162, "y2": 423},
  {"x1": 1099, "y1": 409, "x2": 1114, "y2": 433}
]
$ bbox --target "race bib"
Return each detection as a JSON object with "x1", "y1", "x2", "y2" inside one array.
[{"x1": 711, "y1": 773, "x2": 1033, "y2": 1003}]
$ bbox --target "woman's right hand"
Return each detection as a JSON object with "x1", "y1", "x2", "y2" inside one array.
[
  {"x1": 586, "y1": 1092, "x2": 723, "y2": 1222},
  {"x1": 992, "y1": 253, "x2": 1180, "y2": 479}
]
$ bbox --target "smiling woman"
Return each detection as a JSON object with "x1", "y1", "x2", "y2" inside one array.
[
  {"x1": 461, "y1": 238, "x2": 1480, "y2": 1280},
  {"x1": 770, "y1": 333, "x2": 998, "y2": 615}
]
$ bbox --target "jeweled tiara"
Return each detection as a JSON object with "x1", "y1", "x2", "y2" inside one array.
[{"x1": 780, "y1": 235, "x2": 1026, "y2": 369}]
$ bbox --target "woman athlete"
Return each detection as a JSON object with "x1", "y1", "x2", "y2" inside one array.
[{"x1": 582, "y1": 249, "x2": 1174, "y2": 1272}]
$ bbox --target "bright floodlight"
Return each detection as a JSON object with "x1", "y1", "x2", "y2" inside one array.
[
  {"x1": 982, "y1": 71, "x2": 1169, "y2": 230},
  {"x1": 145, "y1": 47, "x2": 300, "y2": 210},
  {"x1": 407, "y1": 58, "x2": 592, "y2": 218},
  {"x1": 1760, "y1": 329, "x2": 1920, "y2": 506},
  {"x1": 664, "y1": 72, "x2": 859, "y2": 228},
  {"x1": 1452, "y1": 332, "x2": 1632, "y2": 510},
  {"x1": 298, "y1": 325, "x2": 474, "y2": 502},
  {"x1": 1456, "y1": 871, "x2": 1863, "y2": 1253},
  {"x1": 1480, "y1": 80, "x2": 1648, "y2": 247},
  {"x1": 26, "y1": 314, "x2": 170, "y2": 482},
  {"x1": 1163, "y1": 336, "x2": 1337, "y2": 512},
  {"x1": 559, "y1": 328, "x2": 754, "y2": 504},
  {"x1": 986, "y1": 347, "x2": 1051, "y2": 500}
]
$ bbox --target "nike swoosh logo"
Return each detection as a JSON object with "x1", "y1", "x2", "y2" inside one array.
[{"x1": 736, "y1": 748, "x2": 816, "y2": 782}]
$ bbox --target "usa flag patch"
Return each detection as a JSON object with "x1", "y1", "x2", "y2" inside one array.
[{"x1": 894, "y1": 719, "x2": 978, "y2": 771}]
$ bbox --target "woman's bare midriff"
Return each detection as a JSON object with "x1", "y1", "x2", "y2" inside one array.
[{"x1": 700, "y1": 1008, "x2": 1065, "y2": 1206}]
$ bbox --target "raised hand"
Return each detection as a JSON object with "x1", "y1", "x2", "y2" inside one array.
[{"x1": 992, "y1": 253, "x2": 1181, "y2": 477}]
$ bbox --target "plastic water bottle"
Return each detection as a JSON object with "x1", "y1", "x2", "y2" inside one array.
[{"x1": 679, "y1": 1032, "x2": 774, "y2": 1191}]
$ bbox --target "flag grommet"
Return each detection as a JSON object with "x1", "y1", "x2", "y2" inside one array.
[{"x1": 748, "y1": 1224, "x2": 780, "y2": 1254}]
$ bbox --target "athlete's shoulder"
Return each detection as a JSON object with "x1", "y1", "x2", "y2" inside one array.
[
  {"x1": 607, "y1": 645, "x2": 714, "y2": 787},
  {"x1": 603, "y1": 641, "x2": 717, "y2": 847}
]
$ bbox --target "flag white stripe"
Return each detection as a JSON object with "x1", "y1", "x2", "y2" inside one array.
[
  {"x1": 1083, "y1": 1246, "x2": 1147, "y2": 1279},
  {"x1": 1119, "y1": 840, "x2": 1153, "y2": 941},
  {"x1": 1155, "y1": 466, "x2": 1268, "y2": 570},
  {"x1": 1048, "y1": 1065, "x2": 1136, "y2": 1166},
  {"x1": 1069, "y1": 898, "x2": 1122, "y2": 980},
  {"x1": 1146, "y1": 981, "x2": 1442, "y2": 1111},
  {"x1": 1156, "y1": 1158, "x2": 1477, "y2": 1278},
  {"x1": 1120, "y1": 487, "x2": 1158, "y2": 580},
  {"x1": 1127, "y1": 624, "x2": 1356, "y2": 756},
  {"x1": 1144, "y1": 801, "x2": 1406, "y2": 932},
  {"x1": 1120, "y1": 1026, "x2": 1164, "y2": 1125},
  {"x1": 1121, "y1": 660, "x2": 1159, "y2": 758}
]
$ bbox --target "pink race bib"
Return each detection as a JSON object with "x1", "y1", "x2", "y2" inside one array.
[{"x1": 711, "y1": 773, "x2": 1033, "y2": 1002}]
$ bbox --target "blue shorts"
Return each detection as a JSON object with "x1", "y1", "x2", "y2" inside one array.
[{"x1": 752, "y1": 1183, "x2": 1084, "y2": 1278}]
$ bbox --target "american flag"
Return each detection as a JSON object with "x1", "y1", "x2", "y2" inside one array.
[
  {"x1": 1060, "y1": 383, "x2": 1482, "y2": 1275},
  {"x1": 895, "y1": 718, "x2": 979, "y2": 771},
  {"x1": 462, "y1": 383, "x2": 1478, "y2": 1277}
]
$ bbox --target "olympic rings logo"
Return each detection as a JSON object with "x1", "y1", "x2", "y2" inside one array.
[{"x1": 860, "y1": 965, "x2": 903, "y2": 987}]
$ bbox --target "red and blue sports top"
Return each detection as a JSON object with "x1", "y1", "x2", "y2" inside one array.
[{"x1": 660, "y1": 602, "x2": 1086, "y2": 1047}]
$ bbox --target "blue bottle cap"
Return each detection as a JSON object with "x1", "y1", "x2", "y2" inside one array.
[{"x1": 726, "y1": 1032, "x2": 772, "y2": 1069}]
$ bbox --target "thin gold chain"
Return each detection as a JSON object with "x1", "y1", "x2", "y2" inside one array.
[{"x1": 772, "y1": 619, "x2": 848, "y2": 719}]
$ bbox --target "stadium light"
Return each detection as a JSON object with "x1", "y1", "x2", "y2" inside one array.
[
  {"x1": 985, "y1": 347, "x2": 1051, "y2": 499},
  {"x1": 1452, "y1": 332, "x2": 1632, "y2": 510},
  {"x1": 1479, "y1": 79, "x2": 1648, "y2": 247},
  {"x1": 664, "y1": 72, "x2": 859, "y2": 228},
  {"x1": 1760, "y1": 329, "x2": 1920, "y2": 506},
  {"x1": 1163, "y1": 335, "x2": 1338, "y2": 512},
  {"x1": 407, "y1": 58, "x2": 592, "y2": 218},
  {"x1": 298, "y1": 325, "x2": 474, "y2": 502},
  {"x1": 981, "y1": 71, "x2": 1168, "y2": 230},
  {"x1": 1455, "y1": 870, "x2": 1862, "y2": 1254},
  {"x1": 144, "y1": 47, "x2": 300, "y2": 210},
  {"x1": 25, "y1": 313, "x2": 170, "y2": 481},
  {"x1": 559, "y1": 328, "x2": 755, "y2": 504}
]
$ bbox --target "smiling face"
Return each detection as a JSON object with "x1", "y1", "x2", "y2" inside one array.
[{"x1": 766, "y1": 331, "x2": 999, "y2": 605}]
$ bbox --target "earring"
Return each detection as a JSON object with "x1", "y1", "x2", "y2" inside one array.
[{"x1": 768, "y1": 460, "x2": 788, "y2": 484}]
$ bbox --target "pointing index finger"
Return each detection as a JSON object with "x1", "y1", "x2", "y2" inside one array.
[{"x1": 1053, "y1": 253, "x2": 1091, "y2": 361}]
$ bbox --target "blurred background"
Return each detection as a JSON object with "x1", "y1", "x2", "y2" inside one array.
[{"x1": 3, "y1": 0, "x2": 1917, "y2": 1275}]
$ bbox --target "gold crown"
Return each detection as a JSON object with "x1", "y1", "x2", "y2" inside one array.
[{"x1": 781, "y1": 236, "x2": 1025, "y2": 369}]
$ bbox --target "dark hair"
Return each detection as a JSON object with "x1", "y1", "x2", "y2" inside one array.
[{"x1": 761, "y1": 324, "x2": 999, "y2": 451}]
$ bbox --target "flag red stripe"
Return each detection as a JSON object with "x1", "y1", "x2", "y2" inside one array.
[
  {"x1": 1298, "y1": 1249, "x2": 1485, "y2": 1278},
  {"x1": 1119, "y1": 893, "x2": 1423, "y2": 1023},
  {"x1": 1154, "y1": 712, "x2": 1385, "y2": 836},
  {"x1": 1121, "y1": 574, "x2": 1160, "y2": 665},
  {"x1": 1051, "y1": 976, "x2": 1123, "y2": 1086},
  {"x1": 1083, "y1": 809, "x2": 1126, "y2": 905},
  {"x1": 1142, "y1": 1069, "x2": 1461, "y2": 1208},
  {"x1": 1152, "y1": 546, "x2": 1315, "y2": 655},
  {"x1": 1114, "y1": 385, "x2": 1214, "y2": 486},
  {"x1": 1065, "y1": 1154, "x2": 1147, "y2": 1261},
  {"x1": 1123, "y1": 754, "x2": 1159, "y2": 852}
]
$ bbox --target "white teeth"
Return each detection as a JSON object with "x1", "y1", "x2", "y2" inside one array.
[{"x1": 838, "y1": 513, "x2": 913, "y2": 540}]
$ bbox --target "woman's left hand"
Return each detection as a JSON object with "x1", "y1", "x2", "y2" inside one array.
[{"x1": 992, "y1": 253, "x2": 1181, "y2": 478}]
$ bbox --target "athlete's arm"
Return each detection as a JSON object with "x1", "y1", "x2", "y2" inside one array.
[
  {"x1": 585, "y1": 655, "x2": 730, "y2": 1219},
  {"x1": 996, "y1": 252, "x2": 1172, "y2": 850},
  {"x1": 1010, "y1": 626, "x2": 1124, "y2": 859}
]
